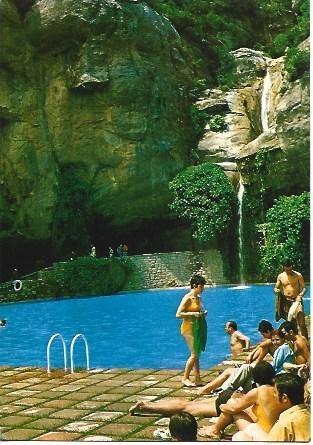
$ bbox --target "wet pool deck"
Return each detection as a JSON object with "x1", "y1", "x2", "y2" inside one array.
[{"x1": 0, "y1": 355, "x2": 249, "y2": 441}]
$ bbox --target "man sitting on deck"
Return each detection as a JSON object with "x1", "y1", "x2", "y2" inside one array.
[
  {"x1": 225, "y1": 321, "x2": 250, "y2": 357},
  {"x1": 199, "y1": 320, "x2": 274, "y2": 396}
]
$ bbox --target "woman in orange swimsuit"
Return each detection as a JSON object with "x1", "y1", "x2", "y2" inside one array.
[{"x1": 176, "y1": 275, "x2": 207, "y2": 387}]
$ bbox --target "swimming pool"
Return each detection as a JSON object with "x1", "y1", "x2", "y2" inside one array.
[{"x1": 0, "y1": 285, "x2": 310, "y2": 369}]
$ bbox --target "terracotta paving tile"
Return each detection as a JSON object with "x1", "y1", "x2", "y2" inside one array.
[
  {"x1": 12, "y1": 397, "x2": 48, "y2": 406},
  {"x1": 0, "y1": 405, "x2": 24, "y2": 415},
  {"x1": 130, "y1": 425, "x2": 161, "y2": 440},
  {"x1": 104, "y1": 369, "x2": 131, "y2": 374},
  {"x1": 125, "y1": 380, "x2": 159, "y2": 387},
  {"x1": 38, "y1": 390, "x2": 68, "y2": 399},
  {"x1": 18, "y1": 407, "x2": 57, "y2": 417},
  {"x1": 0, "y1": 395, "x2": 21, "y2": 404},
  {"x1": 60, "y1": 392, "x2": 95, "y2": 401},
  {"x1": 25, "y1": 417, "x2": 68, "y2": 429},
  {"x1": 82, "y1": 411, "x2": 124, "y2": 422},
  {"x1": 9, "y1": 389, "x2": 40, "y2": 397},
  {"x1": 170, "y1": 388, "x2": 199, "y2": 397},
  {"x1": 96, "y1": 422, "x2": 140, "y2": 437},
  {"x1": 73, "y1": 400, "x2": 110, "y2": 410},
  {"x1": 59, "y1": 420, "x2": 101, "y2": 433},
  {"x1": 152, "y1": 370, "x2": 180, "y2": 375},
  {"x1": 87, "y1": 379, "x2": 125, "y2": 387},
  {"x1": 3, "y1": 428, "x2": 46, "y2": 440},
  {"x1": 107, "y1": 386, "x2": 143, "y2": 395},
  {"x1": 50, "y1": 408, "x2": 91, "y2": 419},
  {"x1": 87, "y1": 373, "x2": 121, "y2": 380},
  {"x1": 26, "y1": 383, "x2": 59, "y2": 391},
  {"x1": 117, "y1": 413, "x2": 159, "y2": 424},
  {"x1": 0, "y1": 414, "x2": 32, "y2": 427},
  {"x1": 126, "y1": 369, "x2": 157, "y2": 375},
  {"x1": 123, "y1": 395, "x2": 158, "y2": 403},
  {"x1": 78, "y1": 386, "x2": 108, "y2": 395},
  {"x1": 92, "y1": 393, "x2": 125, "y2": 402},
  {"x1": 102, "y1": 402, "x2": 134, "y2": 412},
  {"x1": 137, "y1": 387, "x2": 173, "y2": 396},
  {"x1": 82, "y1": 434, "x2": 113, "y2": 441},
  {"x1": 39, "y1": 399, "x2": 76, "y2": 409},
  {"x1": 51, "y1": 384, "x2": 86, "y2": 392},
  {"x1": 0, "y1": 387, "x2": 19, "y2": 395},
  {"x1": 34, "y1": 431, "x2": 82, "y2": 441}
]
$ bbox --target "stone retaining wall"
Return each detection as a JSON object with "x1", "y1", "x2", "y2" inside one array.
[{"x1": 124, "y1": 250, "x2": 225, "y2": 290}]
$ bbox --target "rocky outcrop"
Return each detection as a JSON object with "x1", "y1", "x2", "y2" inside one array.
[
  {"x1": 0, "y1": 0, "x2": 193, "y2": 267},
  {"x1": 195, "y1": 44, "x2": 309, "y2": 193}
]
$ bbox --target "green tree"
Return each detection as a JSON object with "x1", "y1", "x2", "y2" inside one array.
[
  {"x1": 259, "y1": 192, "x2": 310, "y2": 279},
  {"x1": 169, "y1": 163, "x2": 236, "y2": 241}
]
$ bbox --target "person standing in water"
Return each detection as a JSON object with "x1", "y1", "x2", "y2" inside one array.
[{"x1": 176, "y1": 275, "x2": 207, "y2": 387}]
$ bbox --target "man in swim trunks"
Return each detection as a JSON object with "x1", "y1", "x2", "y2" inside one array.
[
  {"x1": 225, "y1": 321, "x2": 250, "y2": 356},
  {"x1": 278, "y1": 320, "x2": 310, "y2": 366},
  {"x1": 274, "y1": 259, "x2": 308, "y2": 338}
]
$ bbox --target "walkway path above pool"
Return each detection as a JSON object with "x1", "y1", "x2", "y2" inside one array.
[{"x1": 0, "y1": 356, "x2": 251, "y2": 441}]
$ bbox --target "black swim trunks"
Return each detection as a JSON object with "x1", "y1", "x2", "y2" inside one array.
[{"x1": 215, "y1": 387, "x2": 234, "y2": 416}]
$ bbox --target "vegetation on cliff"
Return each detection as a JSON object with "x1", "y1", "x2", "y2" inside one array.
[
  {"x1": 169, "y1": 163, "x2": 236, "y2": 242},
  {"x1": 259, "y1": 192, "x2": 310, "y2": 279}
]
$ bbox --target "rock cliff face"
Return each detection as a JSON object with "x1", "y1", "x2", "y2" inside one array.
[
  {"x1": 0, "y1": 0, "x2": 193, "y2": 271},
  {"x1": 195, "y1": 42, "x2": 309, "y2": 280}
]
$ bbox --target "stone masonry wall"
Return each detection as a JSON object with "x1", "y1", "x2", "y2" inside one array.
[{"x1": 124, "y1": 250, "x2": 225, "y2": 290}]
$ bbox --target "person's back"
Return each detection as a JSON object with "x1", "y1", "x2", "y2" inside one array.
[
  {"x1": 255, "y1": 385, "x2": 284, "y2": 432},
  {"x1": 294, "y1": 334, "x2": 310, "y2": 364}
]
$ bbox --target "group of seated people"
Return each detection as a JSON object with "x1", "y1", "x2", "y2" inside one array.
[{"x1": 130, "y1": 319, "x2": 310, "y2": 441}]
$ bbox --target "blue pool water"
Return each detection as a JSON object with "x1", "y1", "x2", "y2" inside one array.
[{"x1": 0, "y1": 285, "x2": 310, "y2": 369}]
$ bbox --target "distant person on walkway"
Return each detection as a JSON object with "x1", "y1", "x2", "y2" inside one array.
[
  {"x1": 108, "y1": 246, "x2": 114, "y2": 258},
  {"x1": 225, "y1": 321, "x2": 250, "y2": 357},
  {"x1": 116, "y1": 244, "x2": 123, "y2": 258},
  {"x1": 169, "y1": 412, "x2": 198, "y2": 441},
  {"x1": 274, "y1": 258, "x2": 308, "y2": 338},
  {"x1": 122, "y1": 243, "x2": 128, "y2": 256},
  {"x1": 176, "y1": 274, "x2": 207, "y2": 387},
  {"x1": 90, "y1": 245, "x2": 96, "y2": 257}
]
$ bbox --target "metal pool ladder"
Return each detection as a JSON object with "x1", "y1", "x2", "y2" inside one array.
[
  {"x1": 47, "y1": 333, "x2": 67, "y2": 373},
  {"x1": 70, "y1": 333, "x2": 90, "y2": 373},
  {"x1": 46, "y1": 333, "x2": 90, "y2": 374}
]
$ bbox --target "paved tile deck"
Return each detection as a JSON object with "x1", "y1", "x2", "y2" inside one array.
[{"x1": 0, "y1": 353, "x2": 254, "y2": 441}]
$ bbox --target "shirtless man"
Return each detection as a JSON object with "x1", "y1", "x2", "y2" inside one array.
[
  {"x1": 225, "y1": 321, "x2": 250, "y2": 357},
  {"x1": 274, "y1": 259, "x2": 308, "y2": 338},
  {"x1": 278, "y1": 321, "x2": 310, "y2": 365},
  {"x1": 199, "y1": 320, "x2": 273, "y2": 396}
]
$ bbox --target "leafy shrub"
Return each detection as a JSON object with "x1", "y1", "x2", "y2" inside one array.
[
  {"x1": 208, "y1": 115, "x2": 227, "y2": 132},
  {"x1": 259, "y1": 192, "x2": 310, "y2": 279},
  {"x1": 169, "y1": 163, "x2": 236, "y2": 242},
  {"x1": 284, "y1": 47, "x2": 309, "y2": 81}
]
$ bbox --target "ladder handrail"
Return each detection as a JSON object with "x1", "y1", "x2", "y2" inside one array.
[
  {"x1": 70, "y1": 333, "x2": 90, "y2": 373},
  {"x1": 47, "y1": 333, "x2": 67, "y2": 373}
]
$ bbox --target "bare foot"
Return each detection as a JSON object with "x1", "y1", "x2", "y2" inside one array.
[
  {"x1": 129, "y1": 401, "x2": 145, "y2": 415},
  {"x1": 182, "y1": 378, "x2": 196, "y2": 387},
  {"x1": 198, "y1": 425, "x2": 221, "y2": 439}
]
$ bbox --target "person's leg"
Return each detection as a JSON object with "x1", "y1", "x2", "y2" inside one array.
[
  {"x1": 297, "y1": 310, "x2": 308, "y2": 339},
  {"x1": 129, "y1": 398, "x2": 217, "y2": 417},
  {"x1": 198, "y1": 367, "x2": 234, "y2": 395},
  {"x1": 242, "y1": 422, "x2": 269, "y2": 441},
  {"x1": 182, "y1": 334, "x2": 198, "y2": 385},
  {"x1": 232, "y1": 430, "x2": 252, "y2": 441},
  {"x1": 225, "y1": 363, "x2": 254, "y2": 392},
  {"x1": 193, "y1": 357, "x2": 201, "y2": 384}
]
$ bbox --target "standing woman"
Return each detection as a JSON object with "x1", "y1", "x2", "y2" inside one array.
[{"x1": 176, "y1": 275, "x2": 207, "y2": 387}]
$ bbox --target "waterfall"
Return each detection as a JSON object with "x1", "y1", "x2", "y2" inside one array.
[
  {"x1": 238, "y1": 176, "x2": 245, "y2": 284},
  {"x1": 261, "y1": 67, "x2": 271, "y2": 132}
]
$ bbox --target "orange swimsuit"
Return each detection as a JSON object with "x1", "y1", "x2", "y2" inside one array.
[{"x1": 180, "y1": 297, "x2": 201, "y2": 336}]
